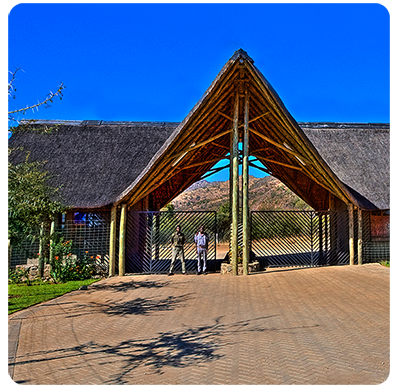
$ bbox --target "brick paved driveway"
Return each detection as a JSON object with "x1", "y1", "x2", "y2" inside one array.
[{"x1": 9, "y1": 264, "x2": 389, "y2": 384}]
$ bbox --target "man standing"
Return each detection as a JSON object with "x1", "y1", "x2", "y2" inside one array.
[
  {"x1": 194, "y1": 225, "x2": 209, "y2": 275},
  {"x1": 169, "y1": 225, "x2": 186, "y2": 275}
]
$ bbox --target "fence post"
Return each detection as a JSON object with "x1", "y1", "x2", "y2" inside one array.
[
  {"x1": 310, "y1": 212, "x2": 314, "y2": 266},
  {"x1": 357, "y1": 208, "x2": 363, "y2": 265},
  {"x1": 109, "y1": 205, "x2": 117, "y2": 276},
  {"x1": 348, "y1": 204, "x2": 354, "y2": 265},
  {"x1": 49, "y1": 217, "x2": 57, "y2": 273},
  {"x1": 119, "y1": 204, "x2": 127, "y2": 276},
  {"x1": 38, "y1": 222, "x2": 45, "y2": 278},
  {"x1": 318, "y1": 213, "x2": 323, "y2": 265}
]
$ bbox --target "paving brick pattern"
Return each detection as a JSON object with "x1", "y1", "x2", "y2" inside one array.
[{"x1": 9, "y1": 264, "x2": 389, "y2": 384}]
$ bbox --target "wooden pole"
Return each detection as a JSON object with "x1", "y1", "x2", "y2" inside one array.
[
  {"x1": 242, "y1": 88, "x2": 250, "y2": 275},
  {"x1": 109, "y1": 204, "x2": 117, "y2": 276},
  {"x1": 119, "y1": 204, "x2": 127, "y2": 276},
  {"x1": 318, "y1": 213, "x2": 323, "y2": 265},
  {"x1": 357, "y1": 208, "x2": 363, "y2": 265},
  {"x1": 348, "y1": 203, "x2": 354, "y2": 265},
  {"x1": 231, "y1": 88, "x2": 240, "y2": 276},
  {"x1": 49, "y1": 217, "x2": 57, "y2": 273},
  {"x1": 329, "y1": 193, "x2": 337, "y2": 264},
  {"x1": 38, "y1": 222, "x2": 45, "y2": 278}
]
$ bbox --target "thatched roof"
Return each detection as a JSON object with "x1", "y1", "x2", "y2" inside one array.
[
  {"x1": 9, "y1": 50, "x2": 390, "y2": 211},
  {"x1": 302, "y1": 123, "x2": 390, "y2": 209},
  {"x1": 9, "y1": 121, "x2": 179, "y2": 209},
  {"x1": 8, "y1": 120, "x2": 389, "y2": 211}
]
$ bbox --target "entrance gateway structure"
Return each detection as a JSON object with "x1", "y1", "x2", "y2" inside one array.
[{"x1": 9, "y1": 49, "x2": 390, "y2": 275}]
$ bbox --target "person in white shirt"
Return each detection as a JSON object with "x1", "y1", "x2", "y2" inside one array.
[{"x1": 194, "y1": 225, "x2": 209, "y2": 275}]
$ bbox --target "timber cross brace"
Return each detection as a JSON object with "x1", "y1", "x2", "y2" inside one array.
[{"x1": 102, "y1": 50, "x2": 383, "y2": 276}]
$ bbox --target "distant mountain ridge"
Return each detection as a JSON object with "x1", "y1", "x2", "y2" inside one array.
[{"x1": 172, "y1": 176, "x2": 311, "y2": 211}]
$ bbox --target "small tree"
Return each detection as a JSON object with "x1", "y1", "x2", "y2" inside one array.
[
  {"x1": 8, "y1": 153, "x2": 68, "y2": 277},
  {"x1": 216, "y1": 201, "x2": 231, "y2": 242},
  {"x1": 8, "y1": 68, "x2": 67, "y2": 277},
  {"x1": 8, "y1": 68, "x2": 65, "y2": 130}
]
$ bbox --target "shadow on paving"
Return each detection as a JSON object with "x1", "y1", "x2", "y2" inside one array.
[
  {"x1": 102, "y1": 293, "x2": 194, "y2": 316},
  {"x1": 11, "y1": 315, "x2": 322, "y2": 384},
  {"x1": 89, "y1": 278, "x2": 171, "y2": 292},
  {"x1": 12, "y1": 292, "x2": 194, "y2": 321}
]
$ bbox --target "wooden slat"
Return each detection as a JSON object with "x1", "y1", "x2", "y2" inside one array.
[
  {"x1": 168, "y1": 129, "x2": 232, "y2": 161},
  {"x1": 249, "y1": 127, "x2": 309, "y2": 163},
  {"x1": 254, "y1": 155, "x2": 302, "y2": 171}
]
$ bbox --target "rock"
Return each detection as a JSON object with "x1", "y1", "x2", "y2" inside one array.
[
  {"x1": 220, "y1": 261, "x2": 260, "y2": 275},
  {"x1": 79, "y1": 285, "x2": 88, "y2": 290}
]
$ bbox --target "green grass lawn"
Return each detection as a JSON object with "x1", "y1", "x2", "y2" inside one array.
[{"x1": 8, "y1": 278, "x2": 100, "y2": 315}]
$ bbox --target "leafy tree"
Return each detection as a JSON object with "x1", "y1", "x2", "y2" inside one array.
[
  {"x1": 8, "y1": 68, "x2": 67, "y2": 277},
  {"x1": 216, "y1": 201, "x2": 231, "y2": 242},
  {"x1": 8, "y1": 153, "x2": 66, "y2": 246}
]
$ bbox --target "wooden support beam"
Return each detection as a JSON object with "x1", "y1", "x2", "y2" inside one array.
[
  {"x1": 218, "y1": 110, "x2": 234, "y2": 122},
  {"x1": 201, "y1": 163, "x2": 230, "y2": 180},
  {"x1": 168, "y1": 129, "x2": 232, "y2": 161},
  {"x1": 239, "y1": 111, "x2": 270, "y2": 128},
  {"x1": 253, "y1": 155, "x2": 303, "y2": 171},
  {"x1": 249, "y1": 127, "x2": 309, "y2": 163},
  {"x1": 211, "y1": 142, "x2": 230, "y2": 150},
  {"x1": 357, "y1": 208, "x2": 363, "y2": 265},
  {"x1": 249, "y1": 161, "x2": 271, "y2": 174},
  {"x1": 180, "y1": 156, "x2": 229, "y2": 170},
  {"x1": 109, "y1": 204, "x2": 117, "y2": 276},
  {"x1": 250, "y1": 147, "x2": 273, "y2": 154},
  {"x1": 242, "y1": 88, "x2": 250, "y2": 275},
  {"x1": 348, "y1": 203, "x2": 354, "y2": 265},
  {"x1": 119, "y1": 204, "x2": 127, "y2": 276},
  {"x1": 231, "y1": 89, "x2": 239, "y2": 276}
]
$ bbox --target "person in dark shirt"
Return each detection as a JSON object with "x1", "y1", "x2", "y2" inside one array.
[{"x1": 168, "y1": 225, "x2": 186, "y2": 275}]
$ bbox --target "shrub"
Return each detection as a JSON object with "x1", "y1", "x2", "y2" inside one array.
[
  {"x1": 8, "y1": 268, "x2": 25, "y2": 284},
  {"x1": 49, "y1": 237, "x2": 97, "y2": 283}
]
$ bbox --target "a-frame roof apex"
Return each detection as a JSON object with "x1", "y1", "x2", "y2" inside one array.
[{"x1": 115, "y1": 49, "x2": 361, "y2": 210}]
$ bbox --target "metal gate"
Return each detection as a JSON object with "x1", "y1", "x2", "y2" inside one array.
[
  {"x1": 251, "y1": 210, "x2": 350, "y2": 268},
  {"x1": 125, "y1": 211, "x2": 217, "y2": 274}
]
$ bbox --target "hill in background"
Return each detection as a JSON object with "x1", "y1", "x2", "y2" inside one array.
[{"x1": 172, "y1": 175, "x2": 311, "y2": 211}]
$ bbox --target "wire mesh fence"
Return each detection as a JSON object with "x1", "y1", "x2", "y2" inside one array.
[
  {"x1": 56, "y1": 213, "x2": 111, "y2": 273},
  {"x1": 9, "y1": 208, "x2": 388, "y2": 272},
  {"x1": 125, "y1": 211, "x2": 217, "y2": 274},
  {"x1": 251, "y1": 210, "x2": 351, "y2": 268}
]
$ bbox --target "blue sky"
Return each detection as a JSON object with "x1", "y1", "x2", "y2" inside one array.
[{"x1": 8, "y1": 3, "x2": 390, "y2": 181}]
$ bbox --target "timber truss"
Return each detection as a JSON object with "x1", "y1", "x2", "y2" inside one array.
[{"x1": 110, "y1": 49, "x2": 365, "y2": 276}]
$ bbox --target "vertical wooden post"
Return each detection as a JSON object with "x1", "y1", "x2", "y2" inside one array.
[
  {"x1": 119, "y1": 204, "x2": 127, "y2": 276},
  {"x1": 357, "y1": 208, "x2": 363, "y2": 265},
  {"x1": 328, "y1": 193, "x2": 337, "y2": 264},
  {"x1": 318, "y1": 213, "x2": 323, "y2": 265},
  {"x1": 38, "y1": 221, "x2": 45, "y2": 278},
  {"x1": 8, "y1": 239, "x2": 12, "y2": 270},
  {"x1": 242, "y1": 88, "x2": 250, "y2": 275},
  {"x1": 231, "y1": 88, "x2": 240, "y2": 276},
  {"x1": 109, "y1": 204, "x2": 117, "y2": 276},
  {"x1": 49, "y1": 216, "x2": 57, "y2": 272},
  {"x1": 348, "y1": 203, "x2": 354, "y2": 265}
]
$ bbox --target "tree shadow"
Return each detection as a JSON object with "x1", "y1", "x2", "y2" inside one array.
[
  {"x1": 89, "y1": 278, "x2": 170, "y2": 293},
  {"x1": 10, "y1": 314, "x2": 321, "y2": 384},
  {"x1": 101, "y1": 293, "x2": 193, "y2": 316}
]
